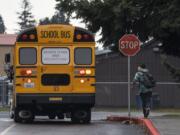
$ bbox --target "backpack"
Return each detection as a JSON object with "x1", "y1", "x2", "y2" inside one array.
[{"x1": 141, "y1": 72, "x2": 156, "y2": 88}]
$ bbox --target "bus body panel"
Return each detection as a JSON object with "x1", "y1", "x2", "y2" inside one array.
[
  {"x1": 15, "y1": 45, "x2": 39, "y2": 94},
  {"x1": 15, "y1": 44, "x2": 95, "y2": 94},
  {"x1": 39, "y1": 45, "x2": 73, "y2": 93}
]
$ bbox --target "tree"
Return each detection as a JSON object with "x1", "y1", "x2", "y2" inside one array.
[
  {"x1": 0, "y1": 15, "x2": 5, "y2": 33},
  {"x1": 56, "y1": 0, "x2": 180, "y2": 57},
  {"x1": 152, "y1": 0, "x2": 180, "y2": 57},
  {"x1": 162, "y1": 56, "x2": 180, "y2": 83},
  {"x1": 17, "y1": 0, "x2": 36, "y2": 32},
  {"x1": 39, "y1": 10, "x2": 69, "y2": 25},
  {"x1": 39, "y1": 17, "x2": 52, "y2": 25}
]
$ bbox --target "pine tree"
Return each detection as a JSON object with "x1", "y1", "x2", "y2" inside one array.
[
  {"x1": 0, "y1": 15, "x2": 6, "y2": 33},
  {"x1": 51, "y1": 10, "x2": 69, "y2": 24},
  {"x1": 17, "y1": 0, "x2": 36, "y2": 32},
  {"x1": 39, "y1": 17, "x2": 52, "y2": 25}
]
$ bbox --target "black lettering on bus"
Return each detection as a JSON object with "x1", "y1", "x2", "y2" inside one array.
[
  {"x1": 41, "y1": 31, "x2": 48, "y2": 38},
  {"x1": 48, "y1": 31, "x2": 56, "y2": 38},
  {"x1": 61, "y1": 31, "x2": 71, "y2": 38},
  {"x1": 66, "y1": 31, "x2": 71, "y2": 38},
  {"x1": 61, "y1": 31, "x2": 65, "y2": 38},
  {"x1": 41, "y1": 31, "x2": 60, "y2": 38},
  {"x1": 54, "y1": 31, "x2": 59, "y2": 38}
]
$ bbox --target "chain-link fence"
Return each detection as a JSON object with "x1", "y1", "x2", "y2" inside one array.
[
  {"x1": 0, "y1": 77, "x2": 12, "y2": 107},
  {"x1": 96, "y1": 47, "x2": 180, "y2": 108}
]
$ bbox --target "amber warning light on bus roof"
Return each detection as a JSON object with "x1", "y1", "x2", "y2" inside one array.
[
  {"x1": 17, "y1": 26, "x2": 94, "y2": 42},
  {"x1": 74, "y1": 27, "x2": 95, "y2": 42},
  {"x1": 22, "y1": 34, "x2": 36, "y2": 40},
  {"x1": 17, "y1": 28, "x2": 38, "y2": 42}
]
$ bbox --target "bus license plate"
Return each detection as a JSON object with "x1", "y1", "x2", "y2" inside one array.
[{"x1": 24, "y1": 83, "x2": 35, "y2": 88}]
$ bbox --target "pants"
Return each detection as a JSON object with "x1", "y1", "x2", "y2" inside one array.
[{"x1": 140, "y1": 91, "x2": 152, "y2": 117}]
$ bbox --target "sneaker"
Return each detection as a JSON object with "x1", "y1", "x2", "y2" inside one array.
[
  {"x1": 143, "y1": 109, "x2": 146, "y2": 118},
  {"x1": 145, "y1": 108, "x2": 150, "y2": 118}
]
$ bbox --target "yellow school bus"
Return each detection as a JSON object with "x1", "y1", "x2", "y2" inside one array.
[{"x1": 5, "y1": 25, "x2": 95, "y2": 123}]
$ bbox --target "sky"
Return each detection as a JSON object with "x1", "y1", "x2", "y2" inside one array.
[
  {"x1": 0, "y1": 0, "x2": 85, "y2": 33},
  {"x1": 0, "y1": 0, "x2": 101, "y2": 48}
]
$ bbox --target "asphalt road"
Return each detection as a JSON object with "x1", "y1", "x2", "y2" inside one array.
[{"x1": 0, "y1": 112, "x2": 145, "y2": 135}]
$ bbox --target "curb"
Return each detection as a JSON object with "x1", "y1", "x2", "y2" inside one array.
[{"x1": 107, "y1": 116, "x2": 160, "y2": 135}]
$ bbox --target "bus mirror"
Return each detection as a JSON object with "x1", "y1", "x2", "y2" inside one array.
[{"x1": 5, "y1": 53, "x2": 11, "y2": 64}]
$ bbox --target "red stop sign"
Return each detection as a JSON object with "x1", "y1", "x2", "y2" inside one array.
[{"x1": 119, "y1": 34, "x2": 140, "y2": 56}]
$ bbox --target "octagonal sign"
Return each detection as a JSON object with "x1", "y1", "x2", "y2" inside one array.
[{"x1": 119, "y1": 34, "x2": 140, "y2": 56}]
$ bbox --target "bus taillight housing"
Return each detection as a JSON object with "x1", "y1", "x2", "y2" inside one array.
[
  {"x1": 76, "y1": 69, "x2": 92, "y2": 76},
  {"x1": 74, "y1": 27, "x2": 95, "y2": 42},
  {"x1": 26, "y1": 69, "x2": 32, "y2": 75},
  {"x1": 17, "y1": 28, "x2": 38, "y2": 42},
  {"x1": 79, "y1": 69, "x2": 86, "y2": 75},
  {"x1": 20, "y1": 69, "x2": 34, "y2": 76}
]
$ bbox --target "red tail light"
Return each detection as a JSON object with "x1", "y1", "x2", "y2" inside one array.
[
  {"x1": 26, "y1": 69, "x2": 32, "y2": 75},
  {"x1": 20, "y1": 70, "x2": 26, "y2": 75},
  {"x1": 79, "y1": 69, "x2": 86, "y2": 75},
  {"x1": 20, "y1": 69, "x2": 32, "y2": 76}
]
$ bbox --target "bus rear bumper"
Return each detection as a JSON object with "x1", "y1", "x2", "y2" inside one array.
[{"x1": 16, "y1": 93, "x2": 95, "y2": 107}]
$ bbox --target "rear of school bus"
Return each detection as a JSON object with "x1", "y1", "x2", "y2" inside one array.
[{"x1": 12, "y1": 25, "x2": 95, "y2": 123}]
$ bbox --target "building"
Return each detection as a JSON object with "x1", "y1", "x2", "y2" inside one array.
[
  {"x1": 1, "y1": 34, "x2": 180, "y2": 108},
  {"x1": 0, "y1": 34, "x2": 16, "y2": 76},
  {"x1": 95, "y1": 44, "x2": 180, "y2": 108}
]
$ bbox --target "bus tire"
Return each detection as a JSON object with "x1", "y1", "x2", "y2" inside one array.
[
  {"x1": 71, "y1": 108, "x2": 91, "y2": 124},
  {"x1": 14, "y1": 108, "x2": 34, "y2": 123},
  {"x1": 24, "y1": 110, "x2": 34, "y2": 123},
  {"x1": 14, "y1": 108, "x2": 22, "y2": 123}
]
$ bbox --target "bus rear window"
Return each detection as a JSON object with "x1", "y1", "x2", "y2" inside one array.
[
  {"x1": 19, "y1": 48, "x2": 37, "y2": 65},
  {"x1": 42, "y1": 48, "x2": 70, "y2": 65},
  {"x1": 75, "y1": 48, "x2": 92, "y2": 65}
]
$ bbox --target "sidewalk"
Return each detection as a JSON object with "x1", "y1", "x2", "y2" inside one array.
[
  {"x1": 93, "y1": 108, "x2": 180, "y2": 135},
  {"x1": 135, "y1": 111, "x2": 180, "y2": 135},
  {"x1": 151, "y1": 114, "x2": 180, "y2": 135}
]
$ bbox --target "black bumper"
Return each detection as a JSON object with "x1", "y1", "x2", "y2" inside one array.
[{"x1": 16, "y1": 93, "x2": 95, "y2": 107}]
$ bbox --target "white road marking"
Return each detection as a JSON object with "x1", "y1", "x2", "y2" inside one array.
[
  {"x1": 0, "y1": 113, "x2": 8, "y2": 115},
  {"x1": 0, "y1": 118, "x2": 13, "y2": 122},
  {"x1": 0, "y1": 124, "x2": 16, "y2": 135}
]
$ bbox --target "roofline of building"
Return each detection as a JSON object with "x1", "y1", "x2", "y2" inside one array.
[{"x1": 0, "y1": 44, "x2": 15, "y2": 46}]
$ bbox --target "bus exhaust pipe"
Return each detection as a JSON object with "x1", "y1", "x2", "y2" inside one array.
[{"x1": 19, "y1": 110, "x2": 32, "y2": 119}]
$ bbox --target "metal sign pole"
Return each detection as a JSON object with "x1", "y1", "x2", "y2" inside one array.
[
  {"x1": 128, "y1": 56, "x2": 131, "y2": 117},
  {"x1": 119, "y1": 34, "x2": 140, "y2": 118}
]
